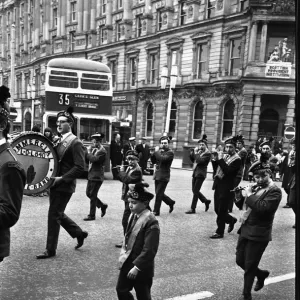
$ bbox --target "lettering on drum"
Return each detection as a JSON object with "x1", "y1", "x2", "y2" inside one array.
[{"x1": 12, "y1": 134, "x2": 58, "y2": 195}]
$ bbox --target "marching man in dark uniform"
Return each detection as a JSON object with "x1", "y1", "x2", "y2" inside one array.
[
  {"x1": 185, "y1": 134, "x2": 211, "y2": 214},
  {"x1": 36, "y1": 107, "x2": 88, "y2": 259},
  {"x1": 116, "y1": 182, "x2": 160, "y2": 300},
  {"x1": 210, "y1": 136, "x2": 241, "y2": 239},
  {"x1": 110, "y1": 133, "x2": 123, "y2": 180},
  {"x1": 122, "y1": 137, "x2": 136, "y2": 167},
  {"x1": 0, "y1": 85, "x2": 26, "y2": 263},
  {"x1": 115, "y1": 150, "x2": 143, "y2": 248},
  {"x1": 229, "y1": 135, "x2": 248, "y2": 212},
  {"x1": 83, "y1": 133, "x2": 108, "y2": 221},
  {"x1": 234, "y1": 158, "x2": 282, "y2": 300},
  {"x1": 151, "y1": 135, "x2": 176, "y2": 216},
  {"x1": 136, "y1": 137, "x2": 151, "y2": 175}
]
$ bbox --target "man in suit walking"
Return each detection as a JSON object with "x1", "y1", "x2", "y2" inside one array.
[
  {"x1": 136, "y1": 137, "x2": 150, "y2": 175},
  {"x1": 151, "y1": 135, "x2": 176, "y2": 216},
  {"x1": 83, "y1": 133, "x2": 108, "y2": 221},
  {"x1": 0, "y1": 85, "x2": 26, "y2": 263},
  {"x1": 115, "y1": 150, "x2": 143, "y2": 248},
  {"x1": 110, "y1": 133, "x2": 123, "y2": 180},
  {"x1": 210, "y1": 136, "x2": 241, "y2": 239},
  {"x1": 116, "y1": 182, "x2": 159, "y2": 300},
  {"x1": 36, "y1": 107, "x2": 88, "y2": 259},
  {"x1": 185, "y1": 134, "x2": 211, "y2": 214},
  {"x1": 234, "y1": 159, "x2": 282, "y2": 300}
]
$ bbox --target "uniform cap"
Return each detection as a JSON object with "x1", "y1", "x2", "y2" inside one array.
[
  {"x1": 91, "y1": 132, "x2": 105, "y2": 140},
  {"x1": 126, "y1": 150, "x2": 139, "y2": 160},
  {"x1": 198, "y1": 134, "x2": 208, "y2": 145},
  {"x1": 128, "y1": 182, "x2": 154, "y2": 202},
  {"x1": 57, "y1": 106, "x2": 75, "y2": 123},
  {"x1": 129, "y1": 137, "x2": 136, "y2": 141}
]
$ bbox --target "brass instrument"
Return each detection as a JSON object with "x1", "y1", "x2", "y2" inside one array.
[
  {"x1": 230, "y1": 184, "x2": 259, "y2": 193},
  {"x1": 112, "y1": 165, "x2": 125, "y2": 169}
]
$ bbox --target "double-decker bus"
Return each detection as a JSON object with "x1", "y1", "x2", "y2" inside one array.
[{"x1": 44, "y1": 58, "x2": 113, "y2": 144}]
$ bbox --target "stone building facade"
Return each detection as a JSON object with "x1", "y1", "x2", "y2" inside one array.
[{"x1": 0, "y1": 0, "x2": 296, "y2": 153}]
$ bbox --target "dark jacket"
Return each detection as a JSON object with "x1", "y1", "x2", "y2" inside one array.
[
  {"x1": 110, "y1": 140, "x2": 122, "y2": 166},
  {"x1": 121, "y1": 212, "x2": 160, "y2": 278},
  {"x1": 136, "y1": 143, "x2": 150, "y2": 170},
  {"x1": 189, "y1": 150, "x2": 211, "y2": 178},
  {"x1": 236, "y1": 184, "x2": 282, "y2": 242},
  {"x1": 86, "y1": 145, "x2": 106, "y2": 181},
  {"x1": 118, "y1": 165, "x2": 143, "y2": 201},
  {"x1": 0, "y1": 143, "x2": 26, "y2": 258},
  {"x1": 122, "y1": 142, "x2": 135, "y2": 163},
  {"x1": 212, "y1": 155, "x2": 242, "y2": 190},
  {"x1": 52, "y1": 136, "x2": 85, "y2": 193},
  {"x1": 151, "y1": 148, "x2": 174, "y2": 182}
]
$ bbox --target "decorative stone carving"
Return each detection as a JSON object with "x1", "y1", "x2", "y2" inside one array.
[
  {"x1": 267, "y1": 38, "x2": 293, "y2": 63},
  {"x1": 142, "y1": 20, "x2": 146, "y2": 31},
  {"x1": 188, "y1": 6, "x2": 193, "y2": 18},
  {"x1": 163, "y1": 13, "x2": 167, "y2": 24}
]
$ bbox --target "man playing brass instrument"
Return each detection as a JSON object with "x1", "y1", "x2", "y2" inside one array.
[
  {"x1": 210, "y1": 136, "x2": 241, "y2": 239},
  {"x1": 234, "y1": 158, "x2": 282, "y2": 300},
  {"x1": 185, "y1": 134, "x2": 211, "y2": 214}
]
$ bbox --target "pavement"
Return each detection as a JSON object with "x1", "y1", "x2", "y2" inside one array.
[{"x1": 0, "y1": 168, "x2": 295, "y2": 300}]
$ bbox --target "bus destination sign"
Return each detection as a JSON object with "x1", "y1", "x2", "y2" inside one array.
[{"x1": 45, "y1": 91, "x2": 112, "y2": 115}]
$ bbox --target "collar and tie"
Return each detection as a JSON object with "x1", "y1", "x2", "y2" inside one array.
[{"x1": 127, "y1": 214, "x2": 138, "y2": 233}]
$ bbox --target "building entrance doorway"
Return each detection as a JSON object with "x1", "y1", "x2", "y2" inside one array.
[
  {"x1": 258, "y1": 108, "x2": 279, "y2": 138},
  {"x1": 24, "y1": 112, "x2": 31, "y2": 131}
]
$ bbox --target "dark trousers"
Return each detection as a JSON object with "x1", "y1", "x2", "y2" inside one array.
[
  {"x1": 86, "y1": 180, "x2": 106, "y2": 217},
  {"x1": 46, "y1": 190, "x2": 83, "y2": 251},
  {"x1": 236, "y1": 235, "x2": 269, "y2": 296},
  {"x1": 153, "y1": 180, "x2": 174, "y2": 213},
  {"x1": 122, "y1": 201, "x2": 131, "y2": 235},
  {"x1": 116, "y1": 269, "x2": 153, "y2": 300},
  {"x1": 191, "y1": 177, "x2": 208, "y2": 209},
  {"x1": 229, "y1": 177, "x2": 242, "y2": 212},
  {"x1": 112, "y1": 165, "x2": 119, "y2": 179},
  {"x1": 214, "y1": 184, "x2": 236, "y2": 235}
]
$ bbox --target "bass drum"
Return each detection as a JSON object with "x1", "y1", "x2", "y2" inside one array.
[{"x1": 11, "y1": 132, "x2": 59, "y2": 196}]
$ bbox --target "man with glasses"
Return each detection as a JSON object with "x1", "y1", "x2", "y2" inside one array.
[
  {"x1": 151, "y1": 136, "x2": 176, "y2": 216},
  {"x1": 210, "y1": 136, "x2": 241, "y2": 239},
  {"x1": 36, "y1": 107, "x2": 88, "y2": 259}
]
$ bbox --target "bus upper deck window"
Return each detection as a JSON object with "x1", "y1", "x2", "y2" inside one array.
[
  {"x1": 81, "y1": 73, "x2": 110, "y2": 91},
  {"x1": 49, "y1": 70, "x2": 78, "y2": 88}
]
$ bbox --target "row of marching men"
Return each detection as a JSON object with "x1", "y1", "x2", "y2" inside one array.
[{"x1": 0, "y1": 83, "x2": 296, "y2": 300}]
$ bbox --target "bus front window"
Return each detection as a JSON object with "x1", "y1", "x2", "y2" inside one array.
[{"x1": 80, "y1": 118, "x2": 109, "y2": 142}]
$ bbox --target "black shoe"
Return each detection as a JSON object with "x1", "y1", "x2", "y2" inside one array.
[
  {"x1": 75, "y1": 231, "x2": 88, "y2": 249},
  {"x1": 153, "y1": 211, "x2": 160, "y2": 216},
  {"x1": 205, "y1": 200, "x2": 211, "y2": 212},
  {"x1": 83, "y1": 215, "x2": 95, "y2": 221},
  {"x1": 283, "y1": 204, "x2": 291, "y2": 208},
  {"x1": 101, "y1": 204, "x2": 108, "y2": 217},
  {"x1": 241, "y1": 294, "x2": 252, "y2": 300},
  {"x1": 292, "y1": 224, "x2": 296, "y2": 229},
  {"x1": 115, "y1": 242, "x2": 123, "y2": 248},
  {"x1": 185, "y1": 209, "x2": 196, "y2": 214},
  {"x1": 36, "y1": 250, "x2": 56, "y2": 259},
  {"x1": 210, "y1": 233, "x2": 224, "y2": 239},
  {"x1": 254, "y1": 270, "x2": 270, "y2": 291},
  {"x1": 228, "y1": 217, "x2": 237, "y2": 233},
  {"x1": 169, "y1": 201, "x2": 175, "y2": 213}
]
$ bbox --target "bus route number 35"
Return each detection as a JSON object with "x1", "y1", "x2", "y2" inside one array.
[{"x1": 59, "y1": 93, "x2": 70, "y2": 105}]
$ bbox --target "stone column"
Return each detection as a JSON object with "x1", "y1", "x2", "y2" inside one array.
[
  {"x1": 259, "y1": 21, "x2": 268, "y2": 62},
  {"x1": 60, "y1": 0, "x2": 66, "y2": 36},
  {"x1": 15, "y1": 5, "x2": 20, "y2": 53},
  {"x1": 44, "y1": 0, "x2": 50, "y2": 40},
  {"x1": 105, "y1": 0, "x2": 113, "y2": 43},
  {"x1": 34, "y1": 0, "x2": 40, "y2": 47},
  {"x1": 250, "y1": 94, "x2": 261, "y2": 142},
  {"x1": 83, "y1": 1, "x2": 89, "y2": 32},
  {"x1": 285, "y1": 95, "x2": 295, "y2": 125},
  {"x1": 166, "y1": 0, "x2": 172, "y2": 7},
  {"x1": 248, "y1": 21, "x2": 258, "y2": 62},
  {"x1": 90, "y1": 0, "x2": 97, "y2": 30},
  {"x1": 223, "y1": 35, "x2": 229, "y2": 75},
  {"x1": 238, "y1": 94, "x2": 253, "y2": 140},
  {"x1": 77, "y1": 0, "x2": 83, "y2": 33},
  {"x1": 145, "y1": 0, "x2": 151, "y2": 14},
  {"x1": 123, "y1": 0, "x2": 132, "y2": 19},
  {"x1": 56, "y1": 0, "x2": 61, "y2": 36},
  {"x1": 66, "y1": 0, "x2": 71, "y2": 24},
  {"x1": 23, "y1": 2, "x2": 28, "y2": 52}
]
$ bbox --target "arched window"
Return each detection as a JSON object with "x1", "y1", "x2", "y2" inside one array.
[
  {"x1": 222, "y1": 99, "x2": 235, "y2": 140},
  {"x1": 169, "y1": 101, "x2": 177, "y2": 136},
  {"x1": 145, "y1": 103, "x2": 153, "y2": 136},
  {"x1": 193, "y1": 101, "x2": 203, "y2": 140}
]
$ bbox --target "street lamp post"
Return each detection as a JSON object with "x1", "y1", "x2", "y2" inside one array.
[{"x1": 161, "y1": 65, "x2": 178, "y2": 135}]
